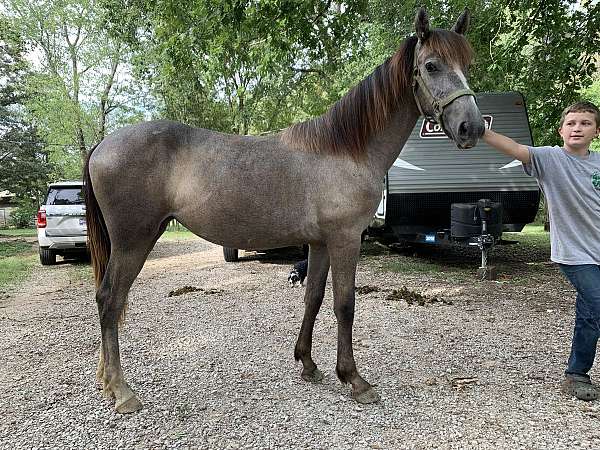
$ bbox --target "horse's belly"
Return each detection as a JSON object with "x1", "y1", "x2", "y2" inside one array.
[{"x1": 176, "y1": 204, "x2": 318, "y2": 250}]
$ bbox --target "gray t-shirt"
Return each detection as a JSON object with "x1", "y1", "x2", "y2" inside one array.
[{"x1": 524, "y1": 146, "x2": 600, "y2": 265}]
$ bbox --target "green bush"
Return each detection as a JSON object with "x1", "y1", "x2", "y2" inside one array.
[{"x1": 9, "y1": 203, "x2": 37, "y2": 228}]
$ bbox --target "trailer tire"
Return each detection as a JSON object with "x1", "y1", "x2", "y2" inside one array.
[{"x1": 223, "y1": 247, "x2": 239, "y2": 262}]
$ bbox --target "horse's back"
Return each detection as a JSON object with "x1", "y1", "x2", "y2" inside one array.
[
  {"x1": 87, "y1": 120, "x2": 307, "y2": 243},
  {"x1": 88, "y1": 119, "x2": 378, "y2": 249},
  {"x1": 91, "y1": 120, "x2": 204, "y2": 168},
  {"x1": 89, "y1": 120, "x2": 251, "y2": 189}
]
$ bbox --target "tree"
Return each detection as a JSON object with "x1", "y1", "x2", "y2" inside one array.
[
  {"x1": 0, "y1": 15, "x2": 52, "y2": 204},
  {"x1": 480, "y1": 0, "x2": 600, "y2": 145},
  {"x1": 100, "y1": 0, "x2": 368, "y2": 134},
  {"x1": 581, "y1": 73, "x2": 600, "y2": 151},
  {"x1": 6, "y1": 0, "x2": 146, "y2": 170}
]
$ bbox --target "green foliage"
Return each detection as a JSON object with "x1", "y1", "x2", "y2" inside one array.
[
  {"x1": 0, "y1": 14, "x2": 53, "y2": 201},
  {"x1": 6, "y1": 0, "x2": 599, "y2": 161},
  {"x1": 5, "y1": 0, "x2": 148, "y2": 181},
  {"x1": 24, "y1": 72, "x2": 89, "y2": 178},
  {"x1": 486, "y1": 0, "x2": 600, "y2": 146},
  {"x1": 581, "y1": 76, "x2": 600, "y2": 151},
  {"x1": 0, "y1": 130, "x2": 53, "y2": 202},
  {"x1": 339, "y1": 0, "x2": 600, "y2": 148},
  {"x1": 9, "y1": 202, "x2": 37, "y2": 228},
  {"x1": 101, "y1": 0, "x2": 368, "y2": 134}
]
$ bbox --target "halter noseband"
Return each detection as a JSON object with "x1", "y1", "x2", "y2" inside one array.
[{"x1": 411, "y1": 42, "x2": 475, "y2": 126}]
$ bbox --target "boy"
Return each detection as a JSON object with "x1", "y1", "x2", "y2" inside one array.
[{"x1": 482, "y1": 101, "x2": 600, "y2": 400}]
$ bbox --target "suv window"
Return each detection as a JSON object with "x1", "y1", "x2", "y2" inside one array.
[{"x1": 46, "y1": 187, "x2": 84, "y2": 205}]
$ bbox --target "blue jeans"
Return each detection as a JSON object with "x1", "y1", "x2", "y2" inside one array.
[{"x1": 559, "y1": 264, "x2": 600, "y2": 380}]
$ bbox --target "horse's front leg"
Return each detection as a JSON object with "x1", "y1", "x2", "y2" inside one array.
[
  {"x1": 329, "y1": 235, "x2": 380, "y2": 404},
  {"x1": 294, "y1": 243, "x2": 330, "y2": 382}
]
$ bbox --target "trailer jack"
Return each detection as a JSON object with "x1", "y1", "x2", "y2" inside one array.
[{"x1": 468, "y1": 199, "x2": 498, "y2": 281}]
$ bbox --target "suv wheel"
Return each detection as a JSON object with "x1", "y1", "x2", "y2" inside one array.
[
  {"x1": 39, "y1": 247, "x2": 57, "y2": 265},
  {"x1": 223, "y1": 247, "x2": 239, "y2": 262}
]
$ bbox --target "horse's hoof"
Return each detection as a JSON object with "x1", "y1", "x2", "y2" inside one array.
[
  {"x1": 353, "y1": 387, "x2": 380, "y2": 404},
  {"x1": 115, "y1": 395, "x2": 143, "y2": 414},
  {"x1": 301, "y1": 367, "x2": 324, "y2": 383}
]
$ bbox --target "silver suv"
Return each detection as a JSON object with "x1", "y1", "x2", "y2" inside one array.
[{"x1": 36, "y1": 181, "x2": 87, "y2": 265}]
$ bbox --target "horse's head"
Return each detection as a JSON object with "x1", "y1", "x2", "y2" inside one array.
[{"x1": 412, "y1": 8, "x2": 484, "y2": 149}]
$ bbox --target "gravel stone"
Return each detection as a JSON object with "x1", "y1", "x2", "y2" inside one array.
[{"x1": 0, "y1": 237, "x2": 599, "y2": 449}]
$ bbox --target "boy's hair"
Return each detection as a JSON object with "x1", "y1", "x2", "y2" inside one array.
[{"x1": 559, "y1": 101, "x2": 600, "y2": 127}]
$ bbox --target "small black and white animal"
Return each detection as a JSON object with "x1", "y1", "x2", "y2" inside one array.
[{"x1": 288, "y1": 259, "x2": 308, "y2": 287}]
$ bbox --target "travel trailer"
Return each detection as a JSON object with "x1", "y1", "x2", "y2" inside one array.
[{"x1": 370, "y1": 91, "x2": 540, "y2": 246}]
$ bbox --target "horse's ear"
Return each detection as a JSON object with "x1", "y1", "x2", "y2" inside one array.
[
  {"x1": 452, "y1": 8, "x2": 470, "y2": 35},
  {"x1": 414, "y1": 7, "x2": 430, "y2": 42}
]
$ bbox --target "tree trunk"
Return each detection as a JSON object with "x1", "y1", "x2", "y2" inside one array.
[
  {"x1": 64, "y1": 25, "x2": 87, "y2": 162},
  {"x1": 98, "y1": 53, "x2": 120, "y2": 143}
]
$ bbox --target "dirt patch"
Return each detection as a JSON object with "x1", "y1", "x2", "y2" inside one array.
[
  {"x1": 167, "y1": 286, "x2": 225, "y2": 297},
  {"x1": 385, "y1": 286, "x2": 452, "y2": 306},
  {"x1": 355, "y1": 285, "x2": 381, "y2": 295}
]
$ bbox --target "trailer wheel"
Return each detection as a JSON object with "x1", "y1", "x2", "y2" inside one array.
[{"x1": 223, "y1": 247, "x2": 239, "y2": 262}]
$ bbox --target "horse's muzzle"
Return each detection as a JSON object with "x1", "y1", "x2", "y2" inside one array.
[{"x1": 455, "y1": 119, "x2": 485, "y2": 149}]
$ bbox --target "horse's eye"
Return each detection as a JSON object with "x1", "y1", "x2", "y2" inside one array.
[{"x1": 425, "y1": 62, "x2": 438, "y2": 73}]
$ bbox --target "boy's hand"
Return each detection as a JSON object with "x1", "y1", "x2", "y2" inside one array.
[{"x1": 482, "y1": 129, "x2": 530, "y2": 164}]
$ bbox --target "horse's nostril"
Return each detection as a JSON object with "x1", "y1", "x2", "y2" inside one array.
[{"x1": 459, "y1": 121, "x2": 469, "y2": 137}]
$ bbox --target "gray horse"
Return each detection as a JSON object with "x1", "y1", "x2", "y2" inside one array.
[{"x1": 85, "y1": 7, "x2": 484, "y2": 413}]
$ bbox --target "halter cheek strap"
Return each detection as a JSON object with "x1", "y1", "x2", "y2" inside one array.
[{"x1": 412, "y1": 42, "x2": 475, "y2": 126}]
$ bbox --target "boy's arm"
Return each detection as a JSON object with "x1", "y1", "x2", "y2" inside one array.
[{"x1": 482, "y1": 129, "x2": 530, "y2": 164}]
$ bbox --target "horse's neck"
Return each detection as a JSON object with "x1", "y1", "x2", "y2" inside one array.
[{"x1": 366, "y1": 104, "x2": 420, "y2": 177}]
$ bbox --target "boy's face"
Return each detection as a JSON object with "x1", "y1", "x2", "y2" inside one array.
[{"x1": 558, "y1": 111, "x2": 600, "y2": 152}]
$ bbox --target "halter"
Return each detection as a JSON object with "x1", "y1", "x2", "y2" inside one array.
[{"x1": 411, "y1": 42, "x2": 475, "y2": 126}]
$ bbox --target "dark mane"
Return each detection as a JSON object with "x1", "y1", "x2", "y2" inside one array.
[{"x1": 282, "y1": 30, "x2": 473, "y2": 159}]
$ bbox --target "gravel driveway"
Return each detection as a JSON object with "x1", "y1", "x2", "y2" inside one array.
[{"x1": 1, "y1": 236, "x2": 599, "y2": 449}]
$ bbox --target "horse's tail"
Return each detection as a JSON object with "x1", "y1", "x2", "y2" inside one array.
[{"x1": 84, "y1": 144, "x2": 111, "y2": 289}]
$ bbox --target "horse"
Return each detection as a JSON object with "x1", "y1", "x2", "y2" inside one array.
[{"x1": 84, "y1": 7, "x2": 485, "y2": 413}]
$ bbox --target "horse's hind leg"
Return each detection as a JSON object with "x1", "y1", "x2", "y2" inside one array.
[
  {"x1": 294, "y1": 244, "x2": 330, "y2": 382},
  {"x1": 329, "y1": 234, "x2": 380, "y2": 404},
  {"x1": 96, "y1": 237, "x2": 158, "y2": 413}
]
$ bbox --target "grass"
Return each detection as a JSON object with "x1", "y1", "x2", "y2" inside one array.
[
  {"x1": 0, "y1": 240, "x2": 37, "y2": 289},
  {"x1": 365, "y1": 224, "x2": 551, "y2": 281},
  {"x1": 504, "y1": 224, "x2": 549, "y2": 245},
  {"x1": 0, "y1": 228, "x2": 37, "y2": 237},
  {"x1": 160, "y1": 229, "x2": 198, "y2": 240},
  {"x1": 0, "y1": 228, "x2": 39, "y2": 288},
  {"x1": 159, "y1": 224, "x2": 551, "y2": 280},
  {"x1": 0, "y1": 241, "x2": 33, "y2": 258},
  {"x1": 0, "y1": 255, "x2": 37, "y2": 288},
  {"x1": 69, "y1": 263, "x2": 94, "y2": 282},
  {"x1": 0, "y1": 223, "x2": 552, "y2": 290}
]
